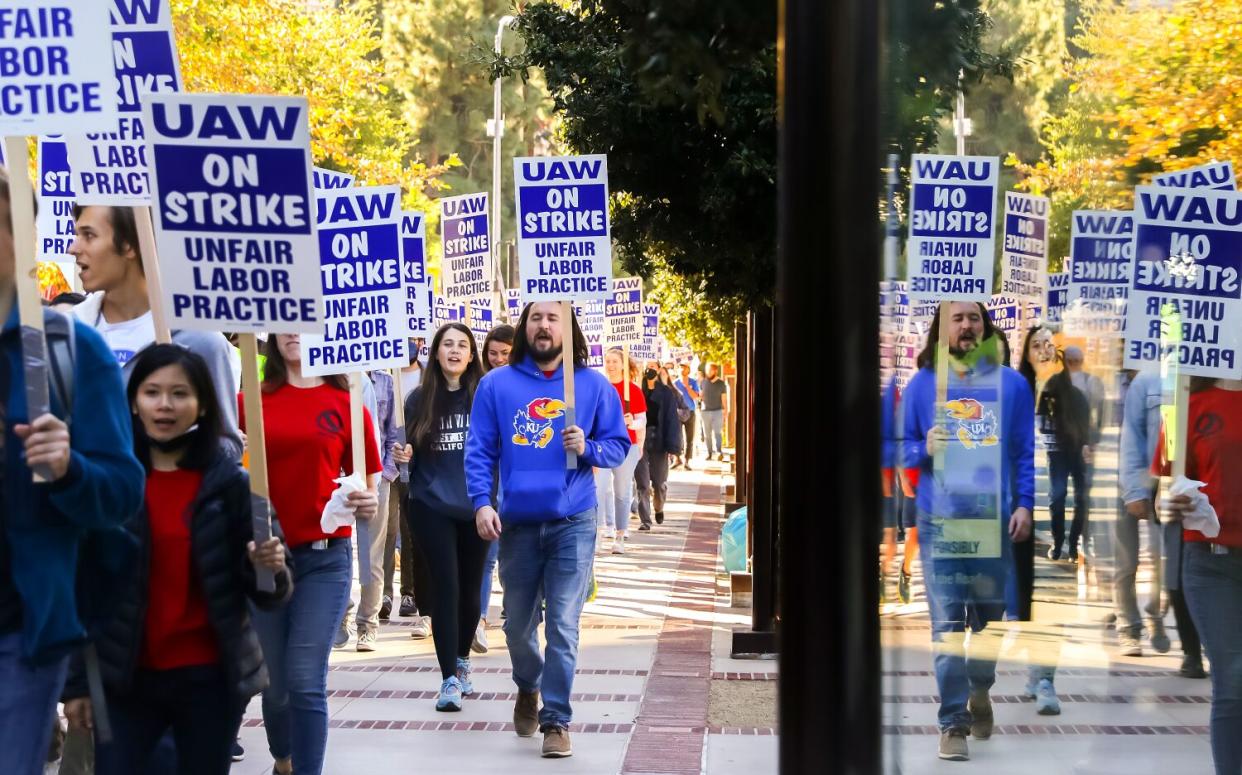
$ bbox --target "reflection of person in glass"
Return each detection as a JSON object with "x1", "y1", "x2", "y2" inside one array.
[
  {"x1": 1155, "y1": 377, "x2": 1242, "y2": 775},
  {"x1": 902, "y1": 301, "x2": 1034, "y2": 762}
]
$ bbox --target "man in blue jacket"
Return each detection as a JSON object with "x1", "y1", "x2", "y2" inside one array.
[
  {"x1": 467, "y1": 301, "x2": 629, "y2": 759},
  {"x1": 902, "y1": 301, "x2": 1034, "y2": 762},
  {"x1": 0, "y1": 169, "x2": 145, "y2": 773}
]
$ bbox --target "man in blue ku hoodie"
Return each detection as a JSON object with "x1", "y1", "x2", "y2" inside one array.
[
  {"x1": 902, "y1": 301, "x2": 1034, "y2": 763},
  {"x1": 466, "y1": 301, "x2": 629, "y2": 759},
  {"x1": 0, "y1": 169, "x2": 145, "y2": 772}
]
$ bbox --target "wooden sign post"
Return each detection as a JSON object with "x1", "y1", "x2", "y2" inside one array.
[
  {"x1": 391, "y1": 367, "x2": 409, "y2": 482},
  {"x1": 350, "y1": 372, "x2": 371, "y2": 579},
  {"x1": 933, "y1": 301, "x2": 951, "y2": 475},
  {"x1": 133, "y1": 206, "x2": 172, "y2": 344},
  {"x1": 239, "y1": 334, "x2": 275, "y2": 593}
]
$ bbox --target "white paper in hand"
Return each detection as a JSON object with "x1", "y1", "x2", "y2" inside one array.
[
  {"x1": 1169, "y1": 476, "x2": 1221, "y2": 538},
  {"x1": 321, "y1": 473, "x2": 367, "y2": 534}
]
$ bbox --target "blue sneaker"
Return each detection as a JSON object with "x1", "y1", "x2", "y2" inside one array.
[
  {"x1": 456, "y1": 657, "x2": 474, "y2": 696},
  {"x1": 1034, "y1": 678, "x2": 1061, "y2": 715},
  {"x1": 436, "y1": 676, "x2": 463, "y2": 712}
]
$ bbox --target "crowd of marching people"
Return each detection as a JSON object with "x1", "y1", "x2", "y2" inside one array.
[
  {"x1": 0, "y1": 177, "x2": 731, "y2": 774},
  {"x1": 881, "y1": 300, "x2": 1241, "y2": 773}
]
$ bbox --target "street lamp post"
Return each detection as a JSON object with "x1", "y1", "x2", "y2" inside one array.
[{"x1": 490, "y1": 15, "x2": 516, "y2": 308}]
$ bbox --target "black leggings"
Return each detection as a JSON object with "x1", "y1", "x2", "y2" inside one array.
[{"x1": 408, "y1": 508, "x2": 490, "y2": 679}]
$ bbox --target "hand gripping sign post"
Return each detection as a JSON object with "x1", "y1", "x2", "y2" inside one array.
[
  {"x1": 514, "y1": 154, "x2": 614, "y2": 468},
  {"x1": 909, "y1": 154, "x2": 1003, "y2": 558},
  {"x1": 1065, "y1": 210, "x2": 1133, "y2": 338},
  {"x1": 36, "y1": 135, "x2": 78, "y2": 291},
  {"x1": 1000, "y1": 191, "x2": 1049, "y2": 335},
  {"x1": 302, "y1": 185, "x2": 407, "y2": 580},
  {"x1": 143, "y1": 92, "x2": 322, "y2": 597}
]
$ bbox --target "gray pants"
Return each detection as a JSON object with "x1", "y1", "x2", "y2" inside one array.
[
  {"x1": 635, "y1": 441, "x2": 669, "y2": 527},
  {"x1": 344, "y1": 478, "x2": 393, "y2": 632},
  {"x1": 1113, "y1": 510, "x2": 1163, "y2": 631},
  {"x1": 702, "y1": 409, "x2": 724, "y2": 457}
]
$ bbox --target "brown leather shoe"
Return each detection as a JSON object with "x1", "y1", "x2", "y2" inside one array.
[
  {"x1": 968, "y1": 691, "x2": 993, "y2": 740},
  {"x1": 514, "y1": 690, "x2": 540, "y2": 737},
  {"x1": 541, "y1": 726, "x2": 572, "y2": 758}
]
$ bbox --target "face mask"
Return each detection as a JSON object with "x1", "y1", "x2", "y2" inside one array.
[
  {"x1": 644, "y1": 369, "x2": 658, "y2": 382},
  {"x1": 142, "y1": 423, "x2": 201, "y2": 455}
]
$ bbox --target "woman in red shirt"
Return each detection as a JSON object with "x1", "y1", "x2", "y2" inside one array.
[
  {"x1": 249, "y1": 334, "x2": 381, "y2": 775},
  {"x1": 62, "y1": 344, "x2": 292, "y2": 775},
  {"x1": 1158, "y1": 378, "x2": 1242, "y2": 775},
  {"x1": 593, "y1": 347, "x2": 643, "y2": 555}
]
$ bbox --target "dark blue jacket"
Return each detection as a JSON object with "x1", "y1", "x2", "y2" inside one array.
[{"x1": 1, "y1": 304, "x2": 145, "y2": 662}]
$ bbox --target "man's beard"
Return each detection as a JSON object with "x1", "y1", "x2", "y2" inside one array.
[
  {"x1": 530, "y1": 335, "x2": 562, "y2": 363},
  {"x1": 948, "y1": 336, "x2": 978, "y2": 358}
]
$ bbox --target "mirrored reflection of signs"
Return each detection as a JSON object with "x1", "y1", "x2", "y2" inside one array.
[
  {"x1": 931, "y1": 370, "x2": 1004, "y2": 560},
  {"x1": 1043, "y1": 267, "x2": 1069, "y2": 325},
  {"x1": 312, "y1": 166, "x2": 354, "y2": 190},
  {"x1": 1000, "y1": 191, "x2": 1049, "y2": 303},
  {"x1": 1124, "y1": 185, "x2": 1242, "y2": 378},
  {"x1": 1153, "y1": 161, "x2": 1235, "y2": 192},
  {"x1": 1065, "y1": 210, "x2": 1133, "y2": 338},
  {"x1": 906, "y1": 154, "x2": 1000, "y2": 302}
]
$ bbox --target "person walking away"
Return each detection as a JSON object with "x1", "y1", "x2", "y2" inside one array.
[
  {"x1": 595, "y1": 348, "x2": 644, "y2": 554},
  {"x1": 673, "y1": 363, "x2": 701, "y2": 468},
  {"x1": 69, "y1": 205, "x2": 241, "y2": 459},
  {"x1": 700, "y1": 363, "x2": 729, "y2": 461},
  {"x1": 1036, "y1": 350, "x2": 1092, "y2": 562},
  {"x1": 902, "y1": 301, "x2": 1034, "y2": 762},
  {"x1": 635, "y1": 367, "x2": 683, "y2": 528},
  {"x1": 1063, "y1": 346, "x2": 1105, "y2": 553},
  {"x1": 404, "y1": 323, "x2": 489, "y2": 711},
  {"x1": 61, "y1": 345, "x2": 292, "y2": 775},
  {"x1": 245, "y1": 334, "x2": 380, "y2": 775},
  {"x1": 1122, "y1": 371, "x2": 1204, "y2": 674},
  {"x1": 474, "y1": 324, "x2": 515, "y2": 654},
  {"x1": 466, "y1": 302, "x2": 630, "y2": 758},
  {"x1": 1156, "y1": 377, "x2": 1242, "y2": 774},
  {"x1": 0, "y1": 169, "x2": 146, "y2": 775},
  {"x1": 880, "y1": 375, "x2": 920, "y2": 605}
]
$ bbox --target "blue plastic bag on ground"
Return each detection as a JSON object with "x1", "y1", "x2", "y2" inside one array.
[{"x1": 720, "y1": 507, "x2": 748, "y2": 572}]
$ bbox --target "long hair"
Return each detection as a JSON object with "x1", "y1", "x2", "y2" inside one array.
[
  {"x1": 408, "y1": 323, "x2": 484, "y2": 451},
  {"x1": 508, "y1": 302, "x2": 589, "y2": 368},
  {"x1": 1018, "y1": 325, "x2": 1047, "y2": 394},
  {"x1": 481, "y1": 324, "x2": 516, "y2": 373},
  {"x1": 262, "y1": 335, "x2": 348, "y2": 393},
  {"x1": 127, "y1": 344, "x2": 225, "y2": 470},
  {"x1": 605, "y1": 346, "x2": 640, "y2": 383},
  {"x1": 916, "y1": 302, "x2": 1000, "y2": 369}
]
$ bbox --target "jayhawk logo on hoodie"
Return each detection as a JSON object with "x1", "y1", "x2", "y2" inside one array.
[
  {"x1": 512, "y1": 397, "x2": 567, "y2": 448},
  {"x1": 943, "y1": 398, "x2": 999, "y2": 449}
]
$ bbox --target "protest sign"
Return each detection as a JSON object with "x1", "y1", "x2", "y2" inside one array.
[
  {"x1": 513, "y1": 154, "x2": 612, "y2": 301},
  {"x1": 440, "y1": 191, "x2": 492, "y2": 302},
  {"x1": 1000, "y1": 191, "x2": 1048, "y2": 302},
  {"x1": 1123, "y1": 185, "x2": 1242, "y2": 378},
  {"x1": 642, "y1": 302, "x2": 660, "y2": 341},
  {"x1": 142, "y1": 93, "x2": 321, "y2": 333},
  {"x1": 401, "y1": 211, "x2": 431, "y2": 338},
  {"x1": 302, "y1": 186, "x2": 407, "y2": 376},
  {"x1": 605, "y1": 276, "x2": 643, "y2": 345},
  {"x1": 906, "y1": 154, "x2": 999, "y2": 302},
  {"x1": 670, "y1": 346, "x2": 694, "y2": 365},
  {"x1": 986, "y1": 294, "x2": 1040, "y2": 362},
  {"x1": 466, "y1": 296, "x2": 495, "y2": 349},
  {"x1": 1044, "y1": 267, "x2": 1069, "y2": 325},
  {"x1": 1153, "y1": 161, "x2": 1235, "y2": 192},
  {"x1": 574, "y1": 298, "x2": 605, "y2": 369},
  {"x1": 0, "y1": 1, "x2": 120, "y2": 136},
  {"x1": 432, "y1": 293, "x2": 464, "y2": 329},
  {"x1": 1065, "y1": 210, "x2": 1132, "y2": 338},
  {"x1": 64, "y1": 0, "x2": 181, "y2": 205},
  {"x1": 629, "y1": 339, "x2": 659, "y2": 364},
  {"x1": 313, "y1": 166, "x2": 354, "y2": 190},
  {"x1": 36, "y1": 135, "x2": 77, "y2": 289},
  {"x1": 506, "y1": 288, "x2": 523, "y2": 322}
]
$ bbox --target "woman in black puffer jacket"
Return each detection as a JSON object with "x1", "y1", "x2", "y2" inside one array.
[
  {"x1": 62, "y1": 344, "x2": 292, "y2": 775},
  {"x1": 635, "y1": 366, "x2": 686, "y2": 528}
]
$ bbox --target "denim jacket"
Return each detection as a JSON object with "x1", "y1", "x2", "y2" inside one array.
[
  {"x1": 1120, "y1": 371, "x2": 1162, "y2": 505},
  {"x1": 369, "y1": 370, "x2": 401, "y2": 481}
]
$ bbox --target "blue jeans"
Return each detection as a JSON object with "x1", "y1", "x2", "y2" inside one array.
[
  {"x1": 917, "y1": 516, "x2": 1007, "y2": 732},
  {"x1": 0, "y1": 631, "x2": 69, "y2": 775},
  {"x1": 594, "y1": 444, "x2": 640, "y2": 533},
  {"x1": 1183, "y1": 543, "x2": 1242, "y2": 775},
  {"x1": 251, "y1": 541, "x2": 352, "y2": 775},
  {"x1": 498, "y1": 509, "x2": 596, "y2": 728},
  {"x1": 1048, "y1": 449, "x2": 1088, "y2": 552},
  {"x1": 480, "y1": 539, "x2": 499, "y2": 618},
  {"x1": 702, "y1": 409, "x2": 724, "y2": 457}
]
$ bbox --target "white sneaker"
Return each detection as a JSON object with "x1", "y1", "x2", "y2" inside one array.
[
  {"x1": 410, "y1": 616, "x2": 432, "y2": 639},
  {"x1": 597, "y1": 530, "x2": 614, "y2": 554},
  {"x1": 472, "y1": 620, "x2": 489, "y2": 654},
  {"x1": 611, "y1": 535, "x2": 626, "y2": 555},
  {"x1": 356, "y1": 627, "x2": 377, "y2": 652}
]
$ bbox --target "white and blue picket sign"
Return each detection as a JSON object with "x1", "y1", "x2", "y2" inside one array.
[
  {"x1": 142, "y1": 93, "x2": 322, "y2": 334},
  {"x1": 302, "y1": 186, "x2": 408, "y2": 376},
  {"x1": 1066, "y1": 210, "x2": 1133, "y2": 338},
  {"x1": 401, "y1": 211, "x2": 431, "y2": 339},
  {"x1": 907, "y1": 154, "x2": 999, "y2": 302},
  {"x1": 514, "y1": 154, "x2": 612, "y2": 302},
  {"x1": 1123, "y1": 186, "x2": 1242, "y2": 378},
  {"x1": 441, "y1": 191, "x2": 492, "y2": 302},
  {"x1": 65, "y1": 0, "x2": 182, "y2": 205},
  {"x1": 605, "y1": 276, "x2": 643, "y2": 346},
  {"x1": 1000, "y1": 192, "x2": 1048, "y2": 302}
]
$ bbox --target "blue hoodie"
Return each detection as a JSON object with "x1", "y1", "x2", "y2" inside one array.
[
  {"x1": 466, "y1": 355, "x2": 630, "y2": 524},
  {"x1": 901, "y1": 356, "x2": 1035, "y2": 521},
  {"x1": 2, "y1": 304, "x2": 145, "y2": 661}
]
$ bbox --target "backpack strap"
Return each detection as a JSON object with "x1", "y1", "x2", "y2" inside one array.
[{"x1": 43, "y1": 310, "x2": 76, "y2": 427}]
